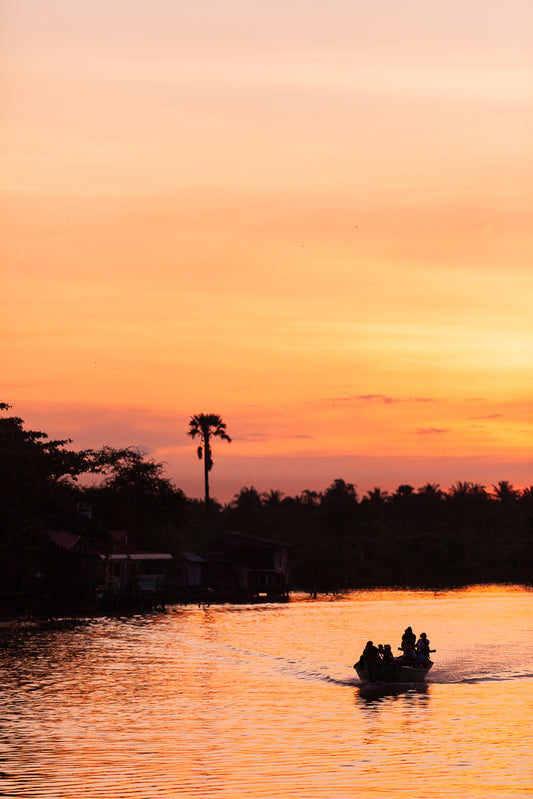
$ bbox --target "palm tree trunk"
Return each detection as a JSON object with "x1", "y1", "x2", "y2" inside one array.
[
  {"x1": 203, "y1": 439, "x2": 210, "y2": 508},
  {"x1": 203, "y1": 436, "x2": 211, "y2": 569}
]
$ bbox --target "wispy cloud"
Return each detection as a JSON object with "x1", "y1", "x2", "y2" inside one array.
[
  {"x1": 328, "y1": 394, "x2": 436, "y2": 405},
  {"x1": 356, "y1": 394, "x2": 399, "y2": 404},
  {"x1": 235, "y1": 432, "x2": 315, "y2": 442},
  {"x1": 411, "y1": 427, "x2": 449, "y2": 435},
  {"x1": 238, "y1": 432, "x2": 269, "y2": 442},
  {"x1": 410, "y1": 397, "x2": 437, "y2": 403},
  {"x1": 469, "y1": 414, "x2": 503, "y2": 420},
  {"x1": 328, "y1": 394, "x2": 399, "y2": 404}
]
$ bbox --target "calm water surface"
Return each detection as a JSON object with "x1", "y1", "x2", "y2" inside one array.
[{"x1": 1, "y1": 585, "x2": 532, "y2": 798}]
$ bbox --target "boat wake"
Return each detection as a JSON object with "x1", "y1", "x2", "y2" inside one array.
[
  {"x1": 430, "y1": 670, "x2": 533, "y2": 684},
  {"x1": 298, "y1": 667, "x2": 533, "y2": 688},
  {"x1": 194, "y1": 635, "x2": 533, "y2": 689},
  {"x1": 280, "y1": 663, "x2": 356, "y2": 686},
  {"x1": 322, "y1": 674, "x2": 360, "y2": 687}
]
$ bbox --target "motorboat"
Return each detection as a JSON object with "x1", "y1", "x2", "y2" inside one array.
[{"x1": 354, "y1": 655, "x2": 433, "y2": 683}]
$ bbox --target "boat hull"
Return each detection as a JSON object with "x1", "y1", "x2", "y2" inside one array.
[{"x1": 354, "y1": 658, "x2": 433, "y2": 684}]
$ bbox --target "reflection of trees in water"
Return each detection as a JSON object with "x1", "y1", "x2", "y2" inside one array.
[{"x1": 0, "y1": 618, "x2": 99, "y2": 695}]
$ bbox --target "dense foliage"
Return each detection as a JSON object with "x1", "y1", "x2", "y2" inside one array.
[
  {"x1": 1, "y1": 405, "x2": 532, "y2": 608},
  {"x1": 222, "y1": 480, "x2": 533, "y2": 590}
]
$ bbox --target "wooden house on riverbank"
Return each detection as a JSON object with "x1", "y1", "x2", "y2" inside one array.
[
  {"x1": 49, "y1": 530, "x2": 172, "y2": 593},
  {"x1": 48, "y1": 530, "x2": 172, "y2": 612},
  {"x1": 36, "y1": 529, "x2": 290, "y2": 612},
  {"x1": 207, "y1": 531, "x2": 290, "y2": 602}
]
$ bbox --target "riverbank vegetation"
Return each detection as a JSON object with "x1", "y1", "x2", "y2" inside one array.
[{"x1": 1, "y1": 404, "x2": 532, "y2": 611}]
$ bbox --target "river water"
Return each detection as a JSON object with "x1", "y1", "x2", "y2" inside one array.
[{"x1": 1, "y1": 585, "x2": 532, "y2": 798}]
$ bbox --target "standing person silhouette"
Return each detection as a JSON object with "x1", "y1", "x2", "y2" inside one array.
[{"x1": 400, "y1": 626, "x2": 416, "y2": 660}]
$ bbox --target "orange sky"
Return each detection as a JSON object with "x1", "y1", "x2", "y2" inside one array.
[{"x1": 3, "y1": 1, "x2": 533, "y2": 502}]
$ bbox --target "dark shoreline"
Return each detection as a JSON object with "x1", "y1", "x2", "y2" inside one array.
[{"x1": 1, "y1": 581, "x2": 531, "y2": 623}]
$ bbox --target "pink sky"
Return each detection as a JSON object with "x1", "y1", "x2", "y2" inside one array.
[{"x1": 3, "y1": 1, "x2": 532, "y2": 502}]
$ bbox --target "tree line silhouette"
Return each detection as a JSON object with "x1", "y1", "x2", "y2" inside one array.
[{"x1": 1, "y1": 403, "x2": 532, "y2": 611}]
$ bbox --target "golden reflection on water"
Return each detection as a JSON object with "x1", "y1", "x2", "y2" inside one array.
[{"x1": 0, "y1": 586, "x2": 532, "y2": 798}]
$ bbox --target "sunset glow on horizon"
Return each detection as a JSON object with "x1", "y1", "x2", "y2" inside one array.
[{"x1": 3, "y1": 1, "x2": 532, "y2": 502}]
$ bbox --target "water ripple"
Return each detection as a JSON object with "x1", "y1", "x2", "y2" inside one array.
[{"x1": 1, "y1": 588, "x2": 532, "y2": 798}]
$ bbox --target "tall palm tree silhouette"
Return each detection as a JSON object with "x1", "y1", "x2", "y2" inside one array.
[{"x1": 187, "y1": 413, "x2": 231, "y2": 508}]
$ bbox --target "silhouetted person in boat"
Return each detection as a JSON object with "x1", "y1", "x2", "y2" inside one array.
[
  {"x1": 362, "y1": 641, "x2": 380, "y2": 662},
  {"x1": 416, "y1": 632, "x2": 431, "y2": 661},
  {"x1": 400, "y1": 627, "x2": 417, "y2": 661},
  {"x1": 401, "y1": 626, "x2": 416, "y2": 650},
  {"x1": 382, "y1": 644, "x2": 394, "y2": 662}
]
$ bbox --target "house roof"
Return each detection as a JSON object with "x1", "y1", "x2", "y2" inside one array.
[
  {"x1": 48, "y1": 530, "x2": 172, "y2": 560},
  {"x1": 179, "y1": 551, "x2": 206, "y2": 563},
  {"x1": 104, "y1": 531, "x2": 171, "y2": 559},
  {"x1": 49, "y1": 531, "x2": 81, "y2": 551},
  {"x1": 221, "y1": 530, "x2": 289, "y2": 548}
]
